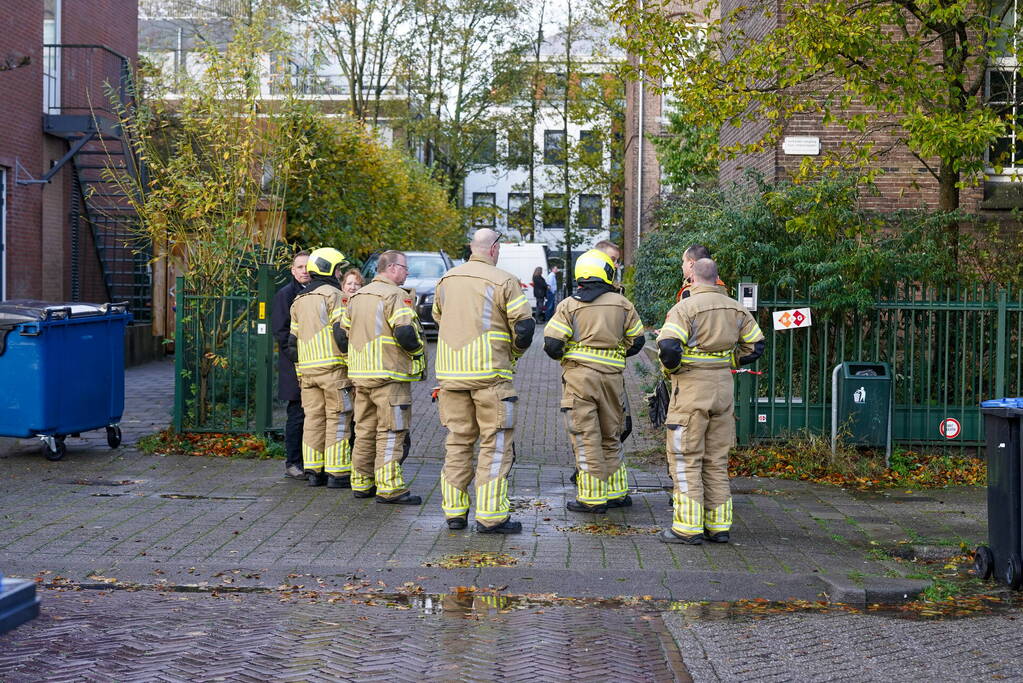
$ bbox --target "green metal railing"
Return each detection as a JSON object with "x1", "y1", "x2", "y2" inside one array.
[
  {"x1": 735, "y1": 283, "x2": 1023, "y2": 450},
  {"x1": 173, "y1": 265, "x2": 280, "y2": 433}
]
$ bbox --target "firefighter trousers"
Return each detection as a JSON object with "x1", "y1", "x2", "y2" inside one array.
[
  {"x1": 437, "y1": 381, "x2": 518, "y2": 528},
  {"x1": 666, "y1": 367, "x2": 734, "y2": 537},
  {"x1": 560, "y1": 363, "x2": 629, "y2": 507},
  {"x1": 351, "y1": 382, "x2": 412, "y2": 499},
  {"x1": 299, "y1": 370, "x2": 353, "y2": 476}
]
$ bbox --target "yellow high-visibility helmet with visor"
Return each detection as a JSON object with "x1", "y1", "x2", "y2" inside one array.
[
  {"x1": 307, "y1": 247, "x2": 349, "y2": 277},
  {"x1": 573, "y1": 248, "x2": 616, "y2": 285}
]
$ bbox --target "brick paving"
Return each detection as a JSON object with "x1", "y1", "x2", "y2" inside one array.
[
  {"x1": 0, "y1": 333, "x2": 1000, "y2": 680},
  {"x1": 0, "y1": 588, "x2": 688, "y2": 682}
]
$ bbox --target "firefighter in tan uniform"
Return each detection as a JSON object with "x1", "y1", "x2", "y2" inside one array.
[
  {"x1": 285, "y1": 248, "x2": 353, "y2": 488},
  {"x1": 433, "y1": 228, "x2": 536, "y2": 533},
  {"x1": 656, "y1": 258, "x2": 764, "y2": 544},
  {"x1": 544, "y1": 249, "x2": 645, "y2": 512},
  {"x1": 339, "y1": 250, "x2": 425, "y2": 504}
]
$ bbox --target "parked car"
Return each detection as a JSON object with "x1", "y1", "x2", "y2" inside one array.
[{"x1": 361, "y1": 251, "x2": 455, "y2": 334}]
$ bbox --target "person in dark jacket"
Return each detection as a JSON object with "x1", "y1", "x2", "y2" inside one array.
[
  {"x1": 531, "y1": 266, "x2": 548, "y2": 321},
  {"x1": 272, "y1": 249, "x2": 311, "y2": 478}
]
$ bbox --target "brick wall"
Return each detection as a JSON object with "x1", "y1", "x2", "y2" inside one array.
[
  {"x1": 0, "y1": 0, "x2": 137, "y2": 303},
  {"x1": 717, "y1": 0, "x2": 990, "y2": 214}
]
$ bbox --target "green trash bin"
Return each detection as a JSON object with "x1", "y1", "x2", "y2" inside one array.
[{"x1": 831, "y1": 361, "x2": 893, "y2": 461}]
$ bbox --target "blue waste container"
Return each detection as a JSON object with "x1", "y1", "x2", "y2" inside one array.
[{"x1": 0, "y1": 300, "x2": 132, "y2": 460}]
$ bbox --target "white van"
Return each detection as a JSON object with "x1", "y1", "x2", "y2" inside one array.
[{"x1": 496, "y1": 242, "x2": 549, "y2": 305}]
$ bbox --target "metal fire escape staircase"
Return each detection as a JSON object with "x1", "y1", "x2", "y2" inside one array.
[{"x1": 20, "y1": 44, "x2": 151, "y2": 321}]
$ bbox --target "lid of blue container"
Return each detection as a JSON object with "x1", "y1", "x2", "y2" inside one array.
[
  {"x1": 981, "y1": 398, "x2": 1023, "y2": 409},
  {"x1": 0, "y1": 300, "x2": 108, "y2": 324}
]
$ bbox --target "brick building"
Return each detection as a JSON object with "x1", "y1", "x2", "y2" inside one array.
[{"x1": 0, "y1": 1, "x2": 153, "y2": 323}]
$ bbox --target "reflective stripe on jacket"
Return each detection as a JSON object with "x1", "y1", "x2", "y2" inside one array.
[
  {"x1": 341, "y1": 275, "x2": 425, "y2": 386},
  {"x1": 657, "y1": 284, "x2": 764, "y2": 371},
  {"x1": 544, "y1": 292, "x2": 644, "y2": 373},
  {"x1": 289, "y1": 283, "x2": 348, "y2": 379}
]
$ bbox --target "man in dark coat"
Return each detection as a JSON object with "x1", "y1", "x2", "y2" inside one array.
[{"x1": 272, "y1": 250, "x2": 311, "y2": 478}]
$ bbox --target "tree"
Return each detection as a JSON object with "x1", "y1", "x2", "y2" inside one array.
[
  {"x1": 611, "y1": 0, "x2": 1018, "y2": 246},
  {"x1": 114, "y1": 12, "x2": 310, "y2": 426},
  {"x1": 283, "y1": 114, "x2": 464, "y2": 257},
  {"x1": 306, "y1": 0, "x2": 411, "y2": 126},
  {"x1": 654, "y1": 104, "x2": 718, "y2": 194},
  {"x1": 400, "y1": 0, "x2": 525, "y2": 203}
]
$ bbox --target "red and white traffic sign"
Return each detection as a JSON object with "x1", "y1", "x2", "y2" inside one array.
[{"x1": 939, "y1": 418, "x2": 961, "y2": 439}]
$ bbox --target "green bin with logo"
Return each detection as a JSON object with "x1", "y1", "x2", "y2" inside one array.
[{"x1": 831, "y1": 361, "x2": 893, "y2": 460}]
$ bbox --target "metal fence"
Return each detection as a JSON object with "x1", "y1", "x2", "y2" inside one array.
[
  {"x1": 172, "y1": 265, "x2": 283, "y2": 433},
  {"x1": 736, "y1": 283, "x2": 1023, "y2": 450}
]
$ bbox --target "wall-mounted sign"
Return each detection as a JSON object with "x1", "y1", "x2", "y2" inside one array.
[
  {"x1": 772, "y1": 307, "x2": 812, "y2": 330},
  {"x1": 782, "y1": 136, "x2": 821, "y2": 155}
]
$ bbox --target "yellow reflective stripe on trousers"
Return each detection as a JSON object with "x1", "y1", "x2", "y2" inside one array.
[
  {"x1": 302, "y1": 443, "x2": 324, "y2": 471},
  {"x1": 375, "y1": 461, "x2": 406, "y2": 495},
  {"x1": 705, "y1": 498, "x2": 733, "y2": 532},
  {"x1": 563, "y1": 343, "x2": 625, "y2": 368},
  {"x1": 575, "y1": 470, "x2": 608, "y2": 505},
  {"x1": 545, "y1": 319, "x2": 572, "y2": 337},
  {"x1": 607, "y1": 462, "x2": 629, "y2": 499},
  {"x1": 475, "y1": 477, "x2": 510, "y2": 520},
  {"x1": 436, "y1": 331, "x2": 514, "y2": 381},
  {"x1": 672, "y1": 492, "x2": 704, "y2": 535},
  {"x1": 441, "y1": 474, "x2": 470, "y2": 516},
  {"x1": 350, "y1": 469, "x2": 375, "y2": 492}
]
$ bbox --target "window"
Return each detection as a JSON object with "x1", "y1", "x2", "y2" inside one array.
[
  {"x1": 578, "y1": 194, "x2": 602, "y2": 230},
  {"x1": 508, "y1": 193, "x2": 531, "y2": 232},
  {"x1": 43, "y1": 0, "x2": 61, "y2": 113},
  {"x1": 507, "y1": 128, "x2": 533, "y2": 167},
  {"x1": 543, "y1": 194, "x2": 566, "y2": 231},
  {"x1": 543, "y1": 72, "x2": 567, "y2": 100},
  {"x1": 987, "y1": 68, "x2": 1023, "y2": 171},
  {"x1": 471, "y1": 130, "x2": 497, "y2": 165},
  {"x1": 544, "y1": 130, "x2": 566, "y2": 165},
  {"x1": 472, "y1": 192, "x2": 496, "y2": 227},
  {"x1": 579, "y1": 130, "x2": 602, "y2": 159}
]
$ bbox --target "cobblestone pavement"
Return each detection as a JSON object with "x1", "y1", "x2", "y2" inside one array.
[
  {"x1": 666, "y1": 607, "x2": 1023, "y2": 681},
  {"x1": 0, "y1": 587, "x2": 688, "y2": 682}
]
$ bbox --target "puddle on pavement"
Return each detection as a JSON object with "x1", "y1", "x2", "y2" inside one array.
[
  {"x1": 69, "y1": 479, "x2": 141, "y2": 487},
  {"x1": 159, "y1": 494, "x2": 258, "y2": 501}
]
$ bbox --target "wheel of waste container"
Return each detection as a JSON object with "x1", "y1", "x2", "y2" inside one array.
[
  {"x1": 106, "y1": 425, "x2": 122, "y2": 449},
  {"x1": 973, "y1": 546, "x2": 994, "y2": 579},
  {"x1": 1006, "y1": 554, "x2": 1023, "y2": 590},
  {"x1": 44, "y1": 436, "x2": 66, "y2": 462}
]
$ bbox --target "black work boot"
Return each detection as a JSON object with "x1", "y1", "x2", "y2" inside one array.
[
  {"x1": 606, "y1": 495, "x2": 633, "y2": 509},
  {"x1": 446, "y1": 516, "x2": 468, "y2": 530},
  {"x1": 705, "y1": 531, "x2": 730, "y2": 543},
  {"x1": 326, "y1": 475, "x2": 351, "y2": 489},
  {"x1": 566, "y1": 500, "x2": 607, "y2": 514},
  {"x1": 476, "y1": 519, "x2": 522, "y2": 534},
  {"x1": 658, "y1": 529, "x2": 703, "y2": 545},
  {"x1": 352, "y1": 486, "x2": 377, "y2": 499},
  {"x1": 306, "y1": 471, "x2": 327, "y2": 487},
  {"x1": 377, "y1": 492, "x2": 422, "y2": 505}
]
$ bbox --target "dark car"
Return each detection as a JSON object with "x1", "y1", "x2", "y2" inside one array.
[{"x1": 361, "y1": 251, "x2": 455, "y2": 334}]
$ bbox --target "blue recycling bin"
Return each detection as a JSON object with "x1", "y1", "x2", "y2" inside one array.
[{"x1": 0, "y1": 301, "x2": 132, "y2": 460}]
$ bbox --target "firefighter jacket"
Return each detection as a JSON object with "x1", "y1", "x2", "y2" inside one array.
[
  {"x1": 656, "y1": 284, "x2": 765, "y2": 372},
  {"x1": 432, "y1": 254, "x2": 535, "y2": 390},
  {"x1": 340, "y1": 274, "x2": 425, "y2": 387},
  {"x1": 676, "y1": 277, "x2": 726, "y2": 302},
  {"x1": 543, "y1": 287, "x2": 645, "y2": 374},
  {"x1": 286, "y1": 279, "x2": 349, "y2": 383}
]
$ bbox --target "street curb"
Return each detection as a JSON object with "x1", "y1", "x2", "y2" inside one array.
[{"x1": 819, "y1": 575, "x2": 930, "y2": 606}]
